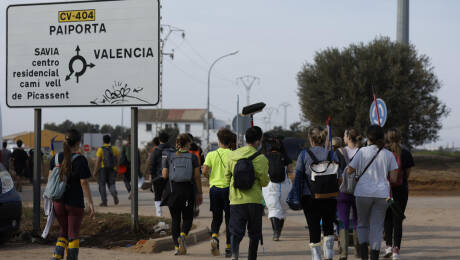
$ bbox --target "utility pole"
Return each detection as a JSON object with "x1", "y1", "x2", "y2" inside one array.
[
  {"x1": 279, "y1": 102, "x2": 291, "y2": 129},
  {"x1": 264, "y1": 106, "x2": 278, "y2": 131},
  {"x1": 397, "y1": 0, "x2": 409, "y2": 44},
  {"x1": 159, "y1": 24, "x2": 185, "y2": 130},
  {"x1": 236, "y1": 75, "x2": 260, "y2": 106}
]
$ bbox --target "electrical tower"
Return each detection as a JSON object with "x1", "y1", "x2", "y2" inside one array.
[
  {"x1": 279, "y1": 102, "x2": 291, "y2": 129},
  {"x1": 236, "y1": 75, "x2": 260, "y2": 106},
  {"x1": 264, "y1": 106, "x2": 278, "y2": 131}
]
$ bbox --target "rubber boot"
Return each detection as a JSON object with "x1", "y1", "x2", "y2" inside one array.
[
  {"x1": 360, "y1": 243, "x2": 369, "y2": 260},
  {"x1": 278, "y1": 219, "x2": 285, "y2": 237},
  {"x1": 323, "y1": 235, "x2": 335, "y2": 260},
  {"x1": 370, "y1": 250, "x2": 380, "y2": 260},
  {"x1": 67, "y1": 239, "x2": 79, "y2": 260},
  {"x1": 154, "y1": 201, "x2": 162, "y2": 217},
  {"x1": 270, "y1": 218, "x2": 280, "y2": 241},
  {"x1": 353, "y1": 230, "x2": 361, "y2": 258},
  {"x1": 248, "y1": 239, "x2": 259, "y2": 260},
  {"x1": 309, "y1": 242, "x2": 322, "y2": 260},
  {"x1": 51, "y1": 237, "x2": 68, "y2": 260},
  {"x1": 338, "y1": 229, "x2": 349, "y2": 260},
  {"x1": 231, "y1": 236, "x2": 240, "y2": 260}
]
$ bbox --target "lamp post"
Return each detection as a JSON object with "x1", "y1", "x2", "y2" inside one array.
[{"x1": 206, "y1": 51, "x2": 239, "y2": 148}]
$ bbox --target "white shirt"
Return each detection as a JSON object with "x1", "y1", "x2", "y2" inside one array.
[
  {"x1": 344, "y1": 146, "x2": 359, "y2": 163},
  {"x1": 349, "y1": 145, "x2": 398, "y2": 198}
]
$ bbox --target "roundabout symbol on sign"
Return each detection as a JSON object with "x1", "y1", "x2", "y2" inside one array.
[{"x1": 65, "y1": 45, "x2": 95, "y2": 83}]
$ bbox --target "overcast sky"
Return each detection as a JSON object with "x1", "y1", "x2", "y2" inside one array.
[{"x1": 1, "y1": 0, "x2": 459, "y2": 148}]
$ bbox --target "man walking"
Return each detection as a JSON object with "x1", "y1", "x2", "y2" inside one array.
[
  {"x1": 225, "y1": 126, "x2": 269, "y2": 260},
  {"x1": 93, "y1": 135, "x2": 119, "y2": 206},
  {"x1": 148, "y1": 131, "x2": 174, "y2": 216},
  {"x1": 202, "y1": 128, "x2": 234, "y2": 257},
  {"x1": 11, "y1": 140, "x2": 29, "y2": 192}
]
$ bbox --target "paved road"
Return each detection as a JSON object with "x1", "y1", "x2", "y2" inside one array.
[{"x1": 2, "y1": 182, "x2": 460, "y2": 259}]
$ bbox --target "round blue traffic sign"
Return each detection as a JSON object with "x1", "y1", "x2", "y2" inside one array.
[{"x1": 369, "y1": 98, "x2": 388, "y2": 126}]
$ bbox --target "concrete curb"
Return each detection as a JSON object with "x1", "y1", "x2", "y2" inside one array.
[{"x1": 129, "y1": 227, "x2": 210, "y2": 254}]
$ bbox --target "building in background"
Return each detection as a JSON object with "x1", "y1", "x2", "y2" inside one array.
[
  {"x1": 3, "y1": 129, "x2": 66, "y2": 154},
  {"x1": 138, "y1": 108, "x2": 228, "y2": 149}
]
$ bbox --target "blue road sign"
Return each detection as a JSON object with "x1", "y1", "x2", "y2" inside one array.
[{"x1": 369, "y1": 98, "x2": 388, "y2": 126}]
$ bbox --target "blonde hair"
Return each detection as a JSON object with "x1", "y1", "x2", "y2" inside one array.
[
  {"x1": 332, "y1": 137, "x2": 343, "y2": 151},
  {"x1": 386, "y1": 128, "x2": 402, "y2": 157},
  {"x1": 308, "y1": 126, "x2": 327, "y2": 146},
  {"x1": 345, "y1": 128, "x2": 363, "y2": 146},
  {"x1": 176, "y1": 133, "x2": 192, "y2": 153}
]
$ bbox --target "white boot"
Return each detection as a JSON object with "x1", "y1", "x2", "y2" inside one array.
[
  {"x1": 310, "y1": 242, "x2": 322, "y2": 260},
  {"x1": 322, "y1": 235, "x2": 335, "y2": 260},
  {"x1": 155, "y1": 201, "x2": 162, "y2": 217}
]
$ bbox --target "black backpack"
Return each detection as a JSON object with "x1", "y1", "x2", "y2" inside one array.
[
  {"x1": 305, "y1": 148, "x2": 339, "y2": 199},
  {"x1": 102, "y1": 146, "x2": 115, "y2": 169},
  {"x1": 266, "y1": 151, "x2": 286, "y2": 183},
  {"x1": 233, "y1": 151, "x2": 261, "y2": 190}
]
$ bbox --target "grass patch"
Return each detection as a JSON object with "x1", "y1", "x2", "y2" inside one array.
[
  {"x1": 17, "y1": 206, "x2": 171, "y2": 248},
  {"x1": 413, "y1": 149, "x2": 460, "y2": 159}
]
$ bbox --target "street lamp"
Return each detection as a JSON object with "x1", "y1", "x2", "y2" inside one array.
[{"x1": 206, "y1": 50, "x2": 239, "y2": 148}]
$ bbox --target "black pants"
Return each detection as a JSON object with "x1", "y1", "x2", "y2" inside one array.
[
  {"x1": 229, "y1": 203, "x2": 263, "y2": 245},
  {"x1": 384, "y1": 188, "x2": 408, "y2": 248},
  {"x1": 153, "y1": 178, "x2": 166, "y2": 201},
  {"x1": 123, "y1": 168, "x2": 131, "y2": 193},
  {"x1": 210, "y1": 186, "x2": 231, "y2": 245},
  {"x1": 301, "y1": 196, "x2": 337, "y2": 244},
  {"x1": 168, "y1": 190, "x2": 195, "y2": 246}
]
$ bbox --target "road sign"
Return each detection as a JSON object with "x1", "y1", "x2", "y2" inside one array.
[
  {"x1": 369, "y1": 98, "x2": 388, "y2": 126},
  {"x1": 232, "y1": 114, "x2": 251, "y2": 133},
  {"x1": 83, "y1": 144, "x2": 90, "y2": 152},
  {"x1": 6, "y1": 0, "x2": 159, "y2": 107}
]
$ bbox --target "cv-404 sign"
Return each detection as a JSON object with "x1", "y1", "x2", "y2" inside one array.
[{"x1": 6, "y1": 0, "x2": 159, "y2": 107}]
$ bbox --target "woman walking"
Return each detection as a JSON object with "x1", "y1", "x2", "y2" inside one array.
[
  {"x1": 162, "y1": 134, "x2": 203, "y2": 255},
  {"x1": 50, "y1": 129, "x2": 95, "y2": 260},
  {"x1": 383, "y1": 129, "x2": 414, "y2": 259},
  {"x1": 346, "y1": 125, "x2": 399, "y2": 260},
  {"x1": 336, "y1": 129, "x2": 363, "y2": 259},
  {"x1": 262, "y1": 134, "x2": 292, "y2": 241},
  {"x1": 295, "y1": 126, "x2": 338, "y2": 260}
]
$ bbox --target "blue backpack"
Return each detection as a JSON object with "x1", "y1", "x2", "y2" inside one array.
[{"x1": 44, "y1": 154, "x2": 80, "y2": 200}]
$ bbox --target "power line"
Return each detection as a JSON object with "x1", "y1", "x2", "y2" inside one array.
[{"x1": 279, "y1": 102, "x2": 291, "y2": 129}]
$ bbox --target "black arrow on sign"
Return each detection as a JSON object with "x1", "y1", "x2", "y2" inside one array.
[{"x1": 76, "y1": 45, "x2": 80, "y2": 55}]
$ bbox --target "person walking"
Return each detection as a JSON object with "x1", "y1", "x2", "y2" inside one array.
[
  {"x1": 187, "y1": 133, "x2": 204, "y2": 217},
  {"x1": 383, "y1": 128, "x2": 414, "y2": 259},
  {"x1": 202, "y1": 128, "x2": 234, "y2": 257},
  {"x1": 225, "y1": 126, "x2": 269, "y2": 260},
  {"x1": 11, "y1": 139, "x2": 29, "y2": 192},
  {"x1": 261, "y1": 134, "x2": 292, "y2": 242},
  {"x1": 295, "y1": 126, "x2": 338, "y2": 260},
  {"x1": 120, "y1": 135, "x2": 143, "y2": 198},
  {"x1": 149, "y1": 131, "x2": 174, "y2": 217},
  {"x1": 346, "y1": 125, "x2": 399, "y2": 260},
  {"x1": 1, "y1": 141, "x2": 12, "y2": 171},
  {"x1": 93, "y1": 135, "x2": 119, "y2": 207},
  {"x1": 49, "y1": 129, "x2": 95, "y2": 260},
  {"x1": 161, "y1": 134, "x2": 203, "y2": 255},
  {"x1": 336, "y1": 129, "x2": 363, "y2": 259}
]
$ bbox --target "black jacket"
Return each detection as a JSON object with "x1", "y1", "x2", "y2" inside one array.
[{"x1": 148, "y1": 143, "x2": 174, "y2": 181}]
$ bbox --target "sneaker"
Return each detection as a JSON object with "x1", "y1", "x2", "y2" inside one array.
[
  {"x1": 178, "y1": 235, "x2": 187, "y2": 255},
  {"x1": 211, "y1": 237, "x2": 220, "y2": 256},
  {"x1": 392, "y1": 247, "x2": 400, "y2": 260},
  {"x1": 225, "y1": 247, "x2": 232, "y2": 258},
  {"x1": 383, "y1": 246, "x2": 392, "y2": 258},
  {"x1": 174, "y1": 246, "x2": 180, "y2": 255},
  {"x1": 99, "y1": 202, "x2": 107, "y2": 207},
  {"x1": 114, "y1": 196, "x2": 119, "y2": 205}
]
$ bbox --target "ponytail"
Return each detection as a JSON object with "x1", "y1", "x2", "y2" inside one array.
[
  {"x1": 60, "y1": 129, "x2": 81, "y2": 181},
  {"x1": 386, "y1": 128, "x2": 402, "y2": 157}
]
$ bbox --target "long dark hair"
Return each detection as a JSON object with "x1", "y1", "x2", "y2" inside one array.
[{"x1": 60, "y1": 129, "x2": 81, "y2": 181}]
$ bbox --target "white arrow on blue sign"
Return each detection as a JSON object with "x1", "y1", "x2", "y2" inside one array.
[{"x1": 369, "y1": 98, "x2": 388, "y2": 126}]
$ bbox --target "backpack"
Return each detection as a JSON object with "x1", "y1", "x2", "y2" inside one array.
[
  {"x1": 233, "y1": 151, "x2": 261, "y2": 190},
  {"x1": 305, "y1": 148, "x2": 339, "y2": 199},
  {"x1": 43, "y1": 154, "x2": 80, "y2": 200},
  {"x1": 266, "y1": 151, "x2": 286, "y2": 183},
  {"x1": 390, "y1": 152, "x2": 404, "y2": 187},
  {"x1": 169, "y1": 152, "x2": 194, "y2": 182},
  {"x1": 102, "y1": 146, "x2": 115, "y2": 169}
]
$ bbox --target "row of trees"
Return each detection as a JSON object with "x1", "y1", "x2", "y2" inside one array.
[
  {"x1": 297, "y1": 37, "x2": 449, "y2": 146},
  {"x1": 45, "y1": 120, "x2": 130, "y2": 142}
]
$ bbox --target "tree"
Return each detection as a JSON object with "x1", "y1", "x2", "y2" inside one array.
[{"x1": 297, "y1": 37, "x2": 449, "y2": 146}]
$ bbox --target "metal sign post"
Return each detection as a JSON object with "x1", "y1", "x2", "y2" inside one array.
[
  {"x1": 130, "y1": 107, "x2": 139, "y2": 232},
  {"x1": 33, "y1": 109, "x2": 41, "y2": 233}
]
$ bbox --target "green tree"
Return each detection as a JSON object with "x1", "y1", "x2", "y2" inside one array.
[{"x1": 297, "y1": 37, "x2": 449, "y2": 146}]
